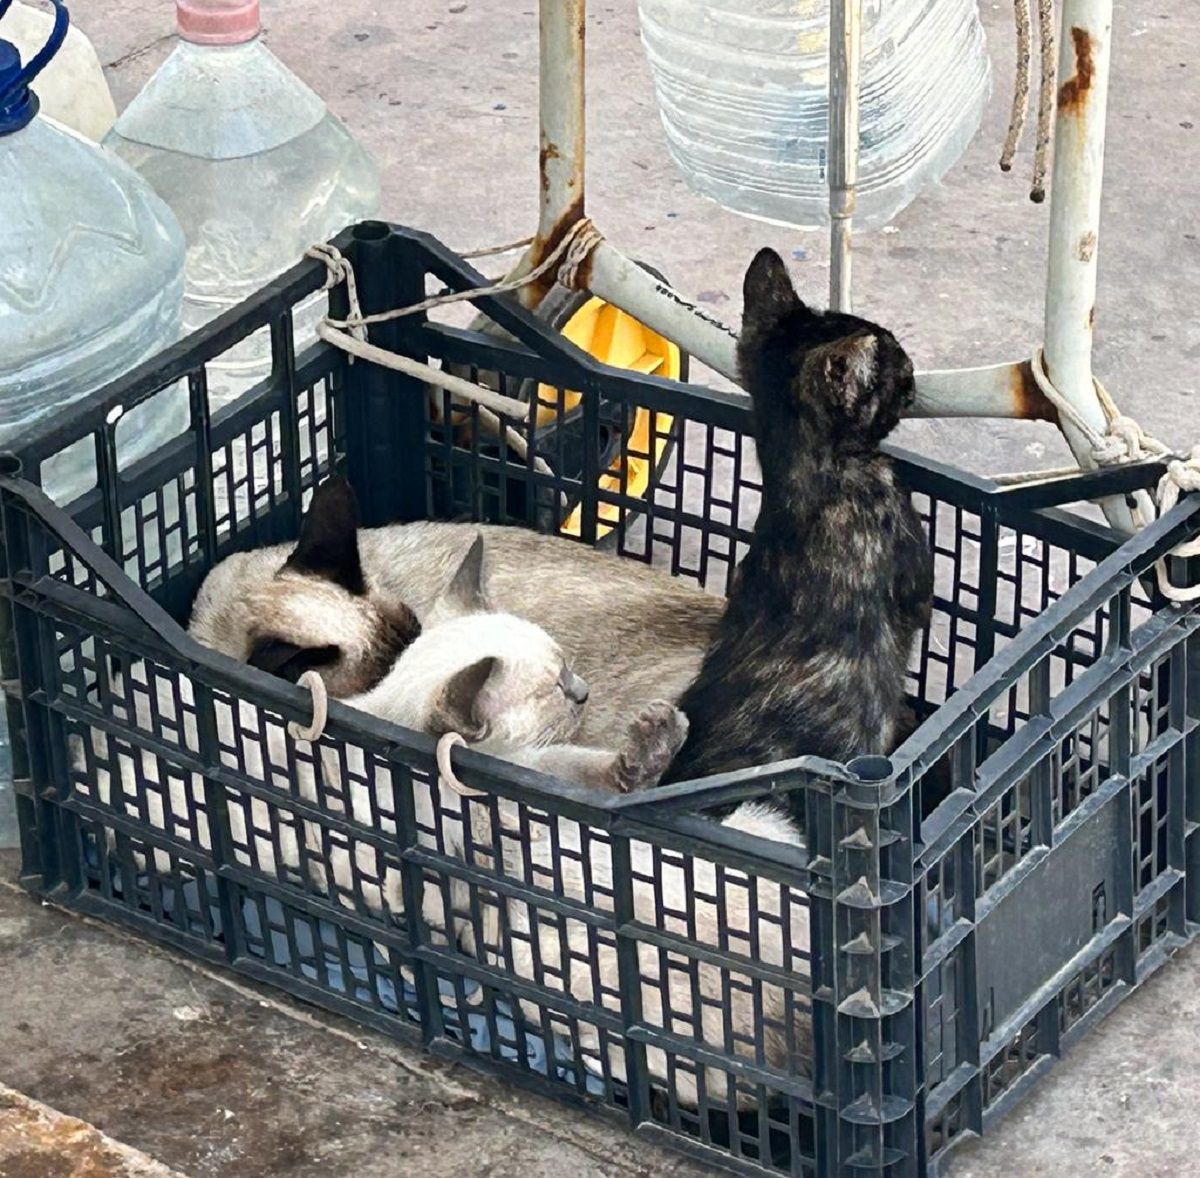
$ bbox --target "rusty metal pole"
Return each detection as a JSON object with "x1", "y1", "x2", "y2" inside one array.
[
  {"x1": 466, "y1": 0, "x2": 585, "y2": 327},
  {"x1": 538, "y1": 0, "x2": 586, "y2": 241},
  {"x1": 1041, "y1": 0, "x2": 1135, "y2": 530},
  {"x1": 516, "y1": 0, "x2": 588, "y2": 310},
  {"x1": 828, "y1": 0, "x2": 862, "y2": 313},
  {"x1": 475, "y1": 0, "x2": 1130, "y2": 434}
]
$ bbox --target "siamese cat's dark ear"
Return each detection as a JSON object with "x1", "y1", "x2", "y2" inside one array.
[
  {"x1": 429, "y1": 656, "x2": 499, "y2": 742},
  {"x1": 248, "y1": 637, "x2": 340, "y2": 683},
  {"x1": 285, "y1": 476, "x2": 365, "y2": 595},
  {"x1": 443, "y1": 533, "x2": 491, "y2": 616},
  {"x1": 741, "y1": 248, "x2": 807, "y2": 337}
]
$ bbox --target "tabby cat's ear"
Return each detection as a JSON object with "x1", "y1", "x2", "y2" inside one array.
[
  {"x1": 442, "y1": 533, "x2": 491, "y2": 617},
  {"x1": 821, "y1": 332, "x2": 880, "y2": 405},
  {"x1": 429, "y1": 656, "x2": 499, "y2": 742},
  {"x1": 741, "y1": 248, "x2": 808, "y2": 337},
  {"x1": 284, "y1": 476, "x2": 365, "y2": 596}
]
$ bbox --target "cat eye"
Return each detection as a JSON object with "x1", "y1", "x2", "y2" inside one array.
[{"x1": 558, "y1": 666, "x2": 589, "y2": 704}]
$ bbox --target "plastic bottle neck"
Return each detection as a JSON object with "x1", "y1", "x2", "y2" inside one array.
[
  {"x1": 0, "y1": 0, "x2": 68, "y2": 136},
  {"x1": 176, "y1": 0, "x2": 261, "y2": 46}
]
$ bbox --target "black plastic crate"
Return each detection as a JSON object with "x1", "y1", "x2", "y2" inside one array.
[{"x1": 3, "y1": 221, "x2": 1199, "y2": 1177}]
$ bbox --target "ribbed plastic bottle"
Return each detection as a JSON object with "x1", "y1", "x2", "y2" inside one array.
[
  {"x1": 4, "y1": 0, "x2": 116, "y2": 139},
  {"x1": 0, "y1": 0, "x2": 187, "y2": 846},
  {"x1": 637, "y1": 0, "x2": 991, "y2": 230},
  {"x1": 104, "y1": 0, "x2": 381, "y2": 410}
]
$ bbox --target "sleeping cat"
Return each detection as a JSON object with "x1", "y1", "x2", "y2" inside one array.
[
  {"x1": 322, "y1": 539, "x2": 808, "y2": 1107},
  {"x1": 344, "y1": 534, "x2": 688, "y2": 797},
  {"x1": 662, "y1": 248, "x2": 934, "y2": 808},
  {"x1": 190, "y1": 476, "x2": 722, "y2": 747},
  {"x1": 299, "y1": 535, "x2": 690, "y2": 927}
]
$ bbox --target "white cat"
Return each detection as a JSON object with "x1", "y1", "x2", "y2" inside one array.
[
  {"x1": 293, "y1": 536, "x2": 689, "y2": 941},
  {"x1": 316, "y1": 538, "x2": 811, "y2": 1109}
]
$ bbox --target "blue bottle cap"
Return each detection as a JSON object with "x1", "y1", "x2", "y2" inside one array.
[{"x1": 0, "y1": 0, "x2": 69, "y2": 136}]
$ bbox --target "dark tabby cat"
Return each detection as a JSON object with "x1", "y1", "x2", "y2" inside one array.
[{"x1": 661, "y1": 248, "x2": 933, "y2": 810}]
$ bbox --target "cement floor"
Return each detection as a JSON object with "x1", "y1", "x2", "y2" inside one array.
[{"x1": 4, "y1": 0, "x2": 1200, "y2": 1175}]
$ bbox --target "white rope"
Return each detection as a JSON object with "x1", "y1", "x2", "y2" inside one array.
[
  {"x1": 459, "y1": 235, "x2": 535, "y2": 260},
  {"x1": 312, "y1": 218, "x2": 602, "y2": 334},
  {"x1": 996, "y1": 349, "x2": 1200, "y2": 603},
  {"x1": 313, "y1": 320, "x2": 531, "y2": 420},
  {"x1": 306, "y1": 243, "x2": 367, "y2": 346},
  {"x1": 436, "y1": 731, "x2": 482, "y2": 797},
  {"x1": 436, "y1": 734, "x2": 547, "y2": 844},
  {"x1": 308, "y1": 235, "x2": 581, "y2": 510},
  {"x1": 287, "y1": 670, "x2": 328, "y2": 742}
]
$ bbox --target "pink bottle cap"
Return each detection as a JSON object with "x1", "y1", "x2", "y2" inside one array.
[{"x1": 176, "y1": 0, "x2": 261, "y2": 45}]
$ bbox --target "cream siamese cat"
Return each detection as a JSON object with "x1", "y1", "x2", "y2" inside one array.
[
  {"x1": 294, "y1": 536, "x2": 809, "y2": 1109},
  {"x1": 72, "y1": 544, "x2": 807, "y2": 1110},
  {"x1": 71, "y1": 474, "x2": 716, "y2": 873}
]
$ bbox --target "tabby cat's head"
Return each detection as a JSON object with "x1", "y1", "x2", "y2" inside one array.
[{"x1": 737, "y1": 247, "x2": 915, "y2": 449}]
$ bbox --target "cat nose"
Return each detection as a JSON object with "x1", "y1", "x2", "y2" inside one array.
[{"x1": 562, "y1": 669, "x2": 589, "y2": 704}]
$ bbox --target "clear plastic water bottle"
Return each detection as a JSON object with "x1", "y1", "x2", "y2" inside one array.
[
  {"x1": 0, "y1": 0, "x2": 187, "y2": 846},
  {"x1": 636, "y1": 0, "x2": 991, "y2": 230},
  {"x1": 105, "y1": 0, "x2": 381, "y2": 412},
  {"x1": 4, "y1": 0, "x2": 116, "y2": 140}
]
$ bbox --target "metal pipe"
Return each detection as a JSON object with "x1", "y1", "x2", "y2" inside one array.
[
  {"x1": 587, "y1": 244, "x2": 1063, "y2": 421},
  {"x1": 467, "y1": 0, "x2": 586, "y2": 327},
  {"x1": 538, "y1": 0, "x2": 586, "y2": 242},
  {"x1": 508, "y1": 0, "x2": 589, "y2": 311},
  {"x1": 1042, "y1": 0, "x2": 1134, "y2": 530},
  {"x1": 587, "y1": 242, "x2": 741, "y2": 381},
  {"x1": 828, "y1": 0, "x2": 863, "y2": 312}
]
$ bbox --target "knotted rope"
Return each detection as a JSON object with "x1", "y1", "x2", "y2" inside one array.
[
  {"x1": 994, "y1": 349, "x2": 1200, "y2": 603},
  {"x1": 308, "y1": 218, "x2": 602, "y2": 335},
  {"x1": 305, "y1": 222, "x2": 604, "y2": 508}
]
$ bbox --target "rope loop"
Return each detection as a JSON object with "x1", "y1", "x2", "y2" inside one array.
[
  {"x1": 308, "y1": 218, "x2": 602, "y2": 338},
  {"x1": 287, "y1": 670, "x2": 329, "y2": 742},
  {"x1": 1021, "y1": 348, "x2": 1200, "y2": 603},
  {"x1": 436, "y1": 731, "x2": 487, "y2": 798}
]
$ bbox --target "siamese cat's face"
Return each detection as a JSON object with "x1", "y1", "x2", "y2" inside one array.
[
  {"x1": 419, "y1": 612, "x2": 590, "y2": 751},
  {"x1": 244, "y1": 478, "x2": 420, "y2": 696},
  {"x1": 354, "y1": 531, "x2": 591, "y2": 751}
]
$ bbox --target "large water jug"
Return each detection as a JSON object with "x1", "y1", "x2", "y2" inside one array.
[
  {"x1": 637, "y1": 0, "x2": 991, "y2": 230},
  {"x1": 105, "y1": 0, "x2": 381, "y2": 411},
  {"x1": 0, "y1": 0, "x2": 187, "y2": 846},
  {"x1": 4, "y1": 0, "x2": 116, "y2": 139}
]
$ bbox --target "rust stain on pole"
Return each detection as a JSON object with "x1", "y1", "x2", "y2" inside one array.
[
  {"x1": 1077, "y1": 230, "x2": 1097, "y2": 261},
  {"x1": 1009, "y1": 360, "x2": 1059, "y2": 422},
  {"x1": 1058, "y1": 27, "x2": 1095, "y2": 113},
  {"x1": 527, "y1": 195, "x2": 587, "y2": 299},
  {"x1": 538, "y1": 142, "x2": 560, "y2": 196}
]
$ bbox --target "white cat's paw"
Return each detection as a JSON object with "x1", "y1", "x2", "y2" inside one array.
[{"x1": 614, "y1": 701, "x2": 689, "y2": 793}]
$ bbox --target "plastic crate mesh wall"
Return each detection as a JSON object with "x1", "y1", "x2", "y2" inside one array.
[{"x1": 2, "y1": 224, "x2": 1198, "y2": 1178}]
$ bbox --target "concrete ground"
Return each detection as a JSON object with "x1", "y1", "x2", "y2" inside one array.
[{"x1": 4, "y1": 0, "x2": 1199, "y2": 1175}]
